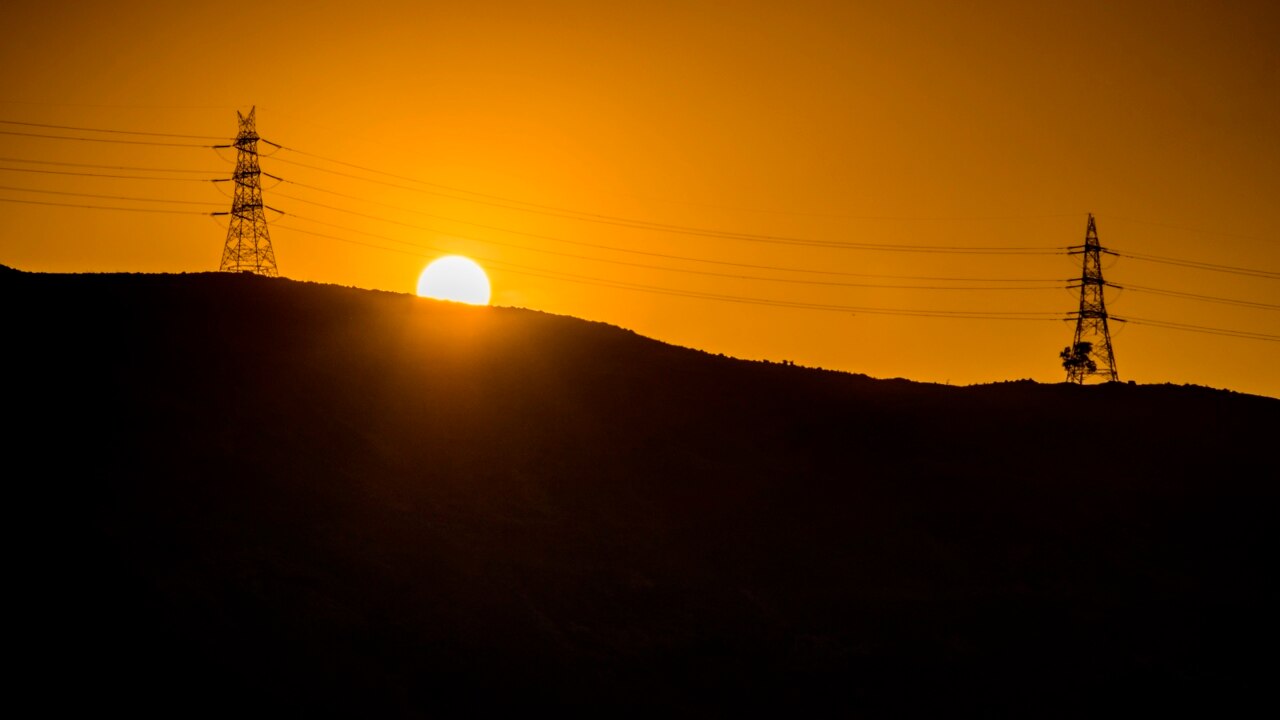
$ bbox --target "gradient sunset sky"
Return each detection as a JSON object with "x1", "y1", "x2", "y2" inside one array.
[{"x1": 2, "y1": 1, "x2": 1277, "y2": 396}]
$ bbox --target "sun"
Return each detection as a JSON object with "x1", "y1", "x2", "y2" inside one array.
[{"x1": 416, "y1": 256, "x2": 491, "y2": 305}]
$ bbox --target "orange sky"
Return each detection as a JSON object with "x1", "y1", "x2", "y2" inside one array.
[{"x1": 2, "y1": 1, "x2": 1277, "y2": 396}]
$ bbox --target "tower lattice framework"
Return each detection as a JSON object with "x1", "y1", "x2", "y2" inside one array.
[
  {"x1": 1062, "y1": 213, "x2": 1120, "y2": 383},
  {"x1": 219, "y1": 107, "x2": 278, "y2": 276}
]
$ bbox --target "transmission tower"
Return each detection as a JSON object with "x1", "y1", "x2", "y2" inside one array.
[
  {"x1": 1061, "y1": 213, "x2": 1120, "y2": 383},
  {"x1": 218, "y1": 107, "x2": 278, "y2": 276}
]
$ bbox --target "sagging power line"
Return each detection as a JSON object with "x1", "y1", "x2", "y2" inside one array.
[{"x1": 1, "y1": 114, "x2": 1277, "y2": 349}]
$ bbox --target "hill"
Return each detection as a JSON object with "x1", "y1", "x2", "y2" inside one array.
[{"x1": 4, "y1": 267, "x2": 1276, "y2": 715}]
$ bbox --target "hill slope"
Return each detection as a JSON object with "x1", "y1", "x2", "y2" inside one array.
[{"x1": 4, "y1": 268, "x2": 1276, "y2": 715}]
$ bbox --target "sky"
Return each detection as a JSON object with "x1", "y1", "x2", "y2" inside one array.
[{"x1": 2, "y1": 0, "x2": 1277, "y2": 397}]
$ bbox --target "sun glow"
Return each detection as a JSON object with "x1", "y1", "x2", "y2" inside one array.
[{"x1": 416, "y1": 256, "x2": 491, "y2": 305}]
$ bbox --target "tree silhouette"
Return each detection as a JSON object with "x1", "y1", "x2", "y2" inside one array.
[{"x1": 1060, "y1": 341, "x2": 1097, "y2": 375}]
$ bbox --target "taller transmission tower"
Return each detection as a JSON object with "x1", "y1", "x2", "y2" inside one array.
[
  {"x1": 218, "y1": 107, "x2": 278, "y2": 276},
  {"x1": 1061, "y1": 213, "x2": 1120, "y2": 383}
]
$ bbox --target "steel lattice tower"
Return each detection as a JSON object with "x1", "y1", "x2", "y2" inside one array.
[
  {"x1": 1061, "y1": 213, "x2": 1120, "y2": 383},
  {"x1": 219, "y1": 107, "x2": 278, "y2": 276}
]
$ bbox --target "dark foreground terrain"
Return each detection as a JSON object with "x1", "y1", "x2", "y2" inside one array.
[{"x1": 4, "y1": 266, "x2": 1277, "y2": 715}]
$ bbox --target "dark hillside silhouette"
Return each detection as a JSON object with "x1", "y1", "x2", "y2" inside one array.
[{"x1": 4, "y1": 266, "x2": 1276, "y2": 715}]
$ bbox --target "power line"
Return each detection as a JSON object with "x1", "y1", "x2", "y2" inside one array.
[
  {"x1": 275, "y1": 219, "x2": 1280, "y2": 344},
  {"x1": 0, "y1": 100, "x2": 238, "y2": 110},
  {"x1": 258, "y1": 141, "x2": 1280, "y2": 275},
  {"x1": 5, "y1": 172, "x2": 1264, "y2": 342},
  {"x1": 0, "y1": 129, "x2": 217, "y2": 148},
  {"x1": 0, "y1": 156, "x2": 224, "y2": 174},
  {"x1": 585, "y1": 195, "x2": 1086, "y2": 223},
  {"x1": 0, "y1": 166, "x2": 220, "y2": 182},
  {"x1": 0, "y1": 196, "x2": 215, "y2": 215},
  {"x1": 493, "y1": 263, "x2": 1063, "y2": 319},
  {"x1": 276, "y1": 176, "x2": 1061, "y2": 282},
  {"x1": 264, "y1": 139, "x2": 1072, "y2": 248},
  {"x1": 254, "y1": 141, "x2": 1278, "y2": 273},
  {"x1": 277, "y1": 218, "x2": 1064, "y2": 317},
  {"x1": 1097, "y1": 213, "x2": 1274, "y2": 245},
  {"x1": 0, "y1": 184, "x2": 222, "y2": 207},
  {"x1": 2, "y1": 118, "x2": 1273, "y2": 276},
  {"x1": 274, "y1": 223, "x2": 1063, "y2": 321},
  {"x1": 256, "y1": 128, "x2": 1091, "y2": 223},
  {"x1": 12, "y1": 179, "x2": 1268, "y2": 319},
  {"x1": 5, "y1": 118, "x2": 1276, "y2": 319},
  {"x1": 1119, "y1": 315, "x2": 1280, "y2": 342},
  {"x1": 1119, "y1": 251, "x2": 1280, "y2": 280},
  {"x1": 1123, "y1": 283, "x2": 1280, "y2": 311},
  {"x1": 269, "y1": 185, "x2": 1058, "y2": 256},
  {"x1": 271, "y1": 179, "x2": 1280, "y2": 304},
  {"x1": 282, "y1": 197, "x2": 1067, "y2": 290},
  {"x1": 0, "y1": 119, "x2": 226, "y2": 141},
  {"x1": 6, "y1": 159, "x2": 1274, "y2": 308},
  {"x1": 282, "y1": 208, "x2": 1060, "y2": 293},
  {"x1": 263, "y1": 155, "x2": 1060, "y2": 255}
]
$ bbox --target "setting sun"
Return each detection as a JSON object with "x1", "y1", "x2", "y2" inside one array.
[{"x1": 416, "y1": 256, "x2": 491, "y2": 306}]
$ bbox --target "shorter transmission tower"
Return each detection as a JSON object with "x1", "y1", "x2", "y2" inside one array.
[
  {"x1": 218, "y1": 107, "x2": 278, "y2": 276},
  {"x1": 1061, "y1": 213, "x2": 1120, "y2": 383}
]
